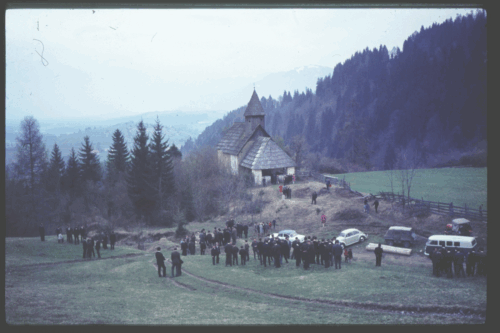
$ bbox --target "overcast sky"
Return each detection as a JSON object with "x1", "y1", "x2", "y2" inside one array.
[{"x1": 6, "y1": 7, "x2": 476, "y2": 122}]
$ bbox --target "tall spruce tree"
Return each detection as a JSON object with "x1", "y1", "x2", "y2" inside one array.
[
  {"x1": 78, "y1": 136, "x2": 101, "y2": 183},
  {"x1": 63, "y1": 147, "x2": 81, "y2": 199},
  {"x1": 149, "y1": 117, "x2": 175, "y2": 216},
  {"x1": 127, "y1": 121, "x2": 155, "y2": 223},
  {"x1": 106, "y1": 129, "x2": 130, "y2": 182},
  {"x1": 46, "y1": 143, "x2": 65, "y2": 193}
]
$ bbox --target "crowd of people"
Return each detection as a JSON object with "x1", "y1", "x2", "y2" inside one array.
[
  {"x1": 429, "y1": 246, "x2": 487, "y2": 278},
  {"x1": 38, "y1": 223, "x2": 116, "y2": 260}
]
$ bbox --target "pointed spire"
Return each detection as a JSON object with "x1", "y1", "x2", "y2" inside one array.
[{"x1": 244, "y1": 90, "x2": 265, "y2": 117}]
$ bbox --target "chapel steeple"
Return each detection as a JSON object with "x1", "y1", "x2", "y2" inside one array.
[{"x1": 243, "y1": 90, "x2": 265, "y2": 134}]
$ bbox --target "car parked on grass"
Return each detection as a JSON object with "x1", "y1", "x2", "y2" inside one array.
[
  {"x1": 272, "y1": 230, "x2": 305, "y2": 243},
  {"x1": 384, "y1": 226, "x2": 418, "y2": 248},
  {"x1": 336, "y1": 228, "x2": 368, "y2": 249}
]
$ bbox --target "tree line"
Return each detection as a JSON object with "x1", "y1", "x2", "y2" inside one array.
[{"x1": 5, "y1": 116, "x2": 253, "y2": 237}]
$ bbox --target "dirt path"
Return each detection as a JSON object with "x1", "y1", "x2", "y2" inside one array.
[{"x1": 155, "y1": 259, "x2": 485, "y2": 320}]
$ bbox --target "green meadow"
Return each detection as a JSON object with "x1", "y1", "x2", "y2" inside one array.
[
  {"x1": 332, "y1": 167, "x2": 487, "y2": 210},
  {"x1": 6, "y1": 236, "x2": 486, "y2": 325}
]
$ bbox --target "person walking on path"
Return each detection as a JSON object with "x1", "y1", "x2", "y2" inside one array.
[
  {"x1": 374, "y1": 243, "x2": 383, "y2": 266},
  {"x1": 373, "y1": 199, "x2": 379, "y2": 213},
  {"x1": 321, "y1": 214, "x2": 326, "y2": 227},
  {"x1": 171, "y1": 247, "x2": 183, "y2": 277},
  {"x1": 155, "y1": 247, "x2": 166, "y2": 277}
]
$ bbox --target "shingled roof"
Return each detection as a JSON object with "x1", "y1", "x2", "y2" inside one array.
[
  {"x1": 243, "y1": 90, "x2": 265, "y2": 117},
  {"x1": 215, "y1": 122, "x2": 252, "y2": 155},
  {"x1": 240, "y1": 137, "x2": 296, "y2": 170}
]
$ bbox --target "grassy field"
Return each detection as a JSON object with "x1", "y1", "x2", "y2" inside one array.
[
  {"x1": 6, "y1": 237, "x2": 487, "y2": 325},
  {"x1": 331, "y1": 167, "x2": 487, "y2": 210}
]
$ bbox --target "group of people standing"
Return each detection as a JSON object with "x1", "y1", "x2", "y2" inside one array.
[
  {"x1": 255, "y1": 220, "x2": 276, "y2": 236},
  {"x1": 82, "y1": 231, "x2": 116, "y2": 260},
  {"x1": 430, "y1": 246, "x2": 487, "y2": 278},
  {"x1": 155, "y1": 247, "x2": 183, "y2": 278}
]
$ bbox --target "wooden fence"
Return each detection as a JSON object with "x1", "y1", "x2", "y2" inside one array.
[{"x1": 379, "y1": 192, "x2": 487, "y2": 222}]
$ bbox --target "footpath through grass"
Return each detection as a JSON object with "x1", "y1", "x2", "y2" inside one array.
[
  {"x1": 5, "y1": 237, "x2": 486, "y2": 324},
  {"x1": 179, "y1": 250, "x2": 487, "y2": 313},
  {"x1": 332, "y1": 167, "x2": 487, "y2": 210}
]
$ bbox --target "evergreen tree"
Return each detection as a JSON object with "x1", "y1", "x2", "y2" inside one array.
[
  {"x1": 63, "y1": 147, "x2": 81, "y2": 198},
  {"x1": 46, "y1": 143, "x2": 65, "y2": 193},
  {"x1": 78, "y1": 136, "x2": 101, "y2": 183},
  {"x1": 106, "y1": 129, "x2": 130, "y2": 183},
  {"x1": 127, "y1": 121, "x2": 155, "y2": 223},
  {"x1": 149, "y1": 117, "x2": 175, "y2": 217},
  {"x1": 168, "y1": 143, "x2": 182, "y2": 159}
]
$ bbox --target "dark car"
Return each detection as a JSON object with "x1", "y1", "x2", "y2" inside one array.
[{"x1": 384, "y1": 226, "x2": 418, "y2": 248}]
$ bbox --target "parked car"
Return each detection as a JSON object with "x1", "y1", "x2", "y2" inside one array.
[
  {"x1": 272, "y1": 229, "x2": 305, "y2": 243},
  {"x1": 336, "y1": 228, "x2": 368, "y2": 249},
  {"x1": 444, "y1": 218, "x2": 473, "y2": 236},
  {"x1": 384, "y1": 226, "x2": 417, "y2": 248}
]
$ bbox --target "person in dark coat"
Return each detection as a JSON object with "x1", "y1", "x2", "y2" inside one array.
[
  {"x1": 239, "y1": 246, "x2": 247, "y2": 266},
  {"x1": 200, "y1": 240, "x2": 206, "y2": 255},
  {"x1": 272, "y1": 241, "x2": 281, "y2": 268},
  {"x1": 102, "y1": 233, "x2": 108, "y2": 249},
  {"x1": 155, "y1": 247, "x2": 166, "y2": 277},
  {"x1": 323, "y1": 240, "x2": 331, "y2": 268},
  {"x1": 301, "y1": 241, "x2": 310, "y2": 270},
  {"x1": 244, "y1": 240, "x2": 250, "y2": 261},
  {"x1": 293, "y1": 238, "x2": 302, "y2": 267},
  {"x1": 466, "y1": 250, "x2": 476, "y2": 277},
  {"x1": 332, "y1": 240, "x2": 343, "y2": 269},
  {"x1": 311, "y1": 191, "x2": 317, "y2": 204},
  {"x1": 236, "y1": 223, "x2": 243, "y2": 238},
  {"x1": 261, "y1": 240, "x2": 271, "y2": 267},
  {"x1": 243, "y1": 224, "x2": 248, "y2": 239},
  {"x1": 66, "y1": 227, "x2": 73, "y2": 243},
  {"x1": 82, "y1": 237, "x2": 88, "y2": 259},
  {"x1": 232, "y1": 243, "x2": 239, "y2": 265},
  {"x1": 171, "y1": 247, "x2": 182, "y2": 277},
  {"x1": 476, "y1": 248, "x2": 487, "y2": 276},
  {"x1": 257, "y1": 238, "x2": 264, "y2": 264},
  {"x1": 180, "y1": 240, "x2": 188, "y2": 256},
  {"x1": 39, "y1": 223, "x2": 45, "y2": 241},
  {"x1": 223, "y1": 228, "x2": 231, "y2": 246},
  {"x1": 95, "y1": 238, "x2": 101, "y2": 259},
  {"x1": 206, "y1": 231, "x2": 213, "y2": 247},
  {"x1": 109, "y1": 231, "x2": 116, "y2": 250},
  {"x1": 373, "y1": 199, "x2": 380, "y2": 213},
  {"x1": 231, "y1": 228, "x2": 237, "y2": 244},
  {"x1": 80, "y1": 226, "x2": 86, "y2": 239},
  {"x1": 90, "y1": 238, "x2": 96, "y2": 258},
  {"x1": 224, "y1": 242, "x2": 233, "y2": 267},
  {"x1": 283, "y1": 237, "x2": 291, "y2": 263},
  {"x1": 430, "y1": 248, "x2": 440, "y2": 277},
  {"x1": 272, "y1": 219, "x2": 276, "y2": 230},
  {"x1": 73, "y1": 227, "x2": 79, "y2": 245},
  {"x1": 215, "y1": 242, "x2": 221, "y2": 264},
  {"x1": 319, "y1": 239, "x2": 326, "y2": 265},
  {"x1": 188, "y1": 239, "x2": 196, "y2": 255},
  {"x1": 251, "y1": 238, "x2": 258, "y2": 260},
  {"x1": 86, "y1": 238, "x2": 93, "y2": 260},
  {"x1": 211, "y1": 245, "x2": 218, "y2": 265},
  {"x1": 374, "y1": 243, "x2": 383, "y2": 267}
]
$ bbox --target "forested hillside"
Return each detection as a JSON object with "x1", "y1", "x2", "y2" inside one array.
[{"x1": 183, "y1": 10, "x2": 487, "y2": 171}]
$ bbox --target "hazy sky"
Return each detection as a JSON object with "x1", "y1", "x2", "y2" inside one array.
[{"x1": 6, "y1": 7, "x2": 476, "y2": 121}]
